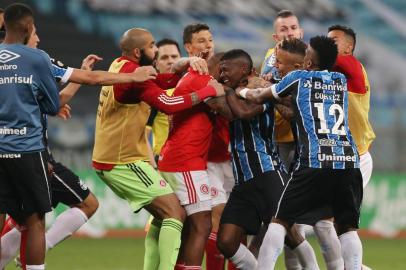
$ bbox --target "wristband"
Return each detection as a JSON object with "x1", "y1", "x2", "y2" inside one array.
[
  {"x1": 196, "y1": 85, "x2": 217, "y2": 101},
  {"x1": 239, "y1": 88, "x2": 249, "y2": 99}
]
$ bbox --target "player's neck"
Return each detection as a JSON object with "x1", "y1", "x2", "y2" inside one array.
[{"x1": 2, "y1": 34, "x2": 26, "y2": 45}]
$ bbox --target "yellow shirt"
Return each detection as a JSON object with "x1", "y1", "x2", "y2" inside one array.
[
  {"x1": 261, "y1": 47, "x2": 294, "y2": 143},
  {"x1": 347, "y1": 65, "x2": 376, "y2": 155},
  {"x1": 93, "y1": 58, "x2": 150, "y2": 164},
  {"x1": 147, "y1": 88, "x2": 175, "y2": 156}
]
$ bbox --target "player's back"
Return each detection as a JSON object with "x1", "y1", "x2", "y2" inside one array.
[
  {"x1": 0, "y1": 44, "x2": 59, "y2": 153},
  {"x1": 276, "y1": 69, "x2": 359, "y2": 169},
  {"x1": 158, "y1": 70, "x2": 213, "y2": 172}
]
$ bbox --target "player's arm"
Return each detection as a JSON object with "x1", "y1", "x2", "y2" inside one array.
[
  {"x1": 239, "y1": 70, "x2": 301, "y2": 104},
  {"x1": 36, "y1": 53, "x2": 61, "y2": 115},
  {"x1": 171, "y1": 56, "x2": 208, "y2": 75},
  {"x1": 59, "y1": 54, "x2": 101, "y2": 106},
  {"x1": 136, "y1": 79, "x2": 225, "y2": 115},
  {"x1": 275, "y1": 101, "x2": 294, "y2": 121},
  {"x1": 225, "y1": 88, "x2": 265, "y2": 120},
  {"x1": 67, "y1": 65, "x2": 157, "y2": 86},
  {"x1": 205, "y1": 94, "x2": 235, "y2": 120}
]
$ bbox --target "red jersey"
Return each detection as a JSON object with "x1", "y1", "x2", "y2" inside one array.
[
  {"x1": 208, "y1": 115, "x2": 231, "y2": 163},
  {"x1": 158, "y1": 69, "x2": 214, "y2": 171},
  {"x1": 333, "y1": 55, "x2": 367, "y2": 94},
  {"x1": 93, "y1": 57, "x2": 215, "y2": 171}
]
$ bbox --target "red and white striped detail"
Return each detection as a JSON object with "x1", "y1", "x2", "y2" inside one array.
[
  {"x1": 182, "y1": 171, "x2": 197, "y2": 204},
  {"x1": 157, "y1": 94, "x2": 185, "y2": 105},
  {"x1": 183, "y1": 266, "x2": 202, "y2": 270},
  {"x1": 208, "y1": 232, "x2": 217, "y2": 241}
]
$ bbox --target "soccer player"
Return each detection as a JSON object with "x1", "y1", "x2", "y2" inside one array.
[
  {"x1": 181, "y1": 23, "x2": 237, "y2": 270},
  {"x1": 209, "y1": 49, "x2": 286, "y2": 270},
  {"x1": 241, "y1": 36, "x2": 363, "y2": 270},
  {"x1": 0, "y1": 19, "x2": 161, "y2": 269},
  {"x1": 0, "y1": 8, "x2": 5, "y2": 42},
  {"x1": 328, "y1": 24, "x2": 375, "y2": 270},
  {"x1": 92, "y1": 27, "x2": 224, "y2": 270},
  {"x1": 146, "y1": 38, "x2": 182, "y2": 165},
  {"x1": 327, "y1": 25, "x2": 375, "y2": 188},
  {"x1": 0, "y1": 4, "x2": 61, "y2": 270},
  {"x1": 260, "y1": 10, "x2": 304, "y2": 172},
  {"x1": 158, "y1": 52, "x2": 228, "y2": 270}
]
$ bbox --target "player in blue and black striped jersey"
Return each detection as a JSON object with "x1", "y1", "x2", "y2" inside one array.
[
  {"x1": 241, "y1": 36, "x2": 364, "y2": 270},
  {"x1": 207, "y1": 49, "x2": 288, "y2": 269}
]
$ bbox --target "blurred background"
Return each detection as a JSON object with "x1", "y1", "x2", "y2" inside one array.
[{"x1": 1, "y1": 0, "x2": 405, "y2": 266}]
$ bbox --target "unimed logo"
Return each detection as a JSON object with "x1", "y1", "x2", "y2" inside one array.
[{"x1": 0, "y1": 50, "x2": 20, "y2": 64}]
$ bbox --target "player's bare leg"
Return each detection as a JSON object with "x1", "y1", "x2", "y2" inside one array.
[
  {"x1": 217, "y1": 223, "x2": 256, "y2": 270},
  {"x1": 24, "y1": 213, "x2": 46, "y2": 268},
  {"x1": 181, "y1": 211, "x2": 212, "y2": 267}
]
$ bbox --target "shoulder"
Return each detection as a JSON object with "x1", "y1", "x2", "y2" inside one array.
[{"x1": 264, "y1": 47, "x2": 275, "y2": 59}]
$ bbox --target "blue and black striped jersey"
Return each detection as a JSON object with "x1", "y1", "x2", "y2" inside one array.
[
  {"x1": 230, "y1": 102, "x2": 281, "y2": 184},
  {"x1": 272, "y1": 70, "x2": 359, "y2": 170}
]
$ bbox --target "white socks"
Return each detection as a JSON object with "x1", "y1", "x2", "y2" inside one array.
[
  {"x1": 339, "y1": 231, "x2": 363, "y2": 270},
  {"x1": 284, "y1": 224, "x2": 306, "y2": 270},
  {"x1": 46, "y1": 207, "x2": 88, "y2": 250},
  {"x1": 257, "y1": 223, "x2": 286, "y2": 270},
  {"x1": 26, "y1": 265, "x2": 45, "y2": 270},
  {"x1": 0, "y1": 228, "x2": 21, "y2": 268},
  {"x1": 229, "y1": 243, "x2": 257, "y2": 270},
  {"x1": 293, "y1": 240, "x2": 320, "y2": 270},
  {"x1": 314, "y1": 220, "x2": 344, "y2": 270}
]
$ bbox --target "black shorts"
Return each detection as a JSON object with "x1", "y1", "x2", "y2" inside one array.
[
  {"x1": 50, "y1": 162, "x2": 90, "y2": 208},
  {"x1": 276, "y1": 167, "x2": 363, "y2": 228},
  {"x1": 0, "y1": 151, "x2": 52, "y2": 224},
  {"x1": 220, "y1": 170, "x2": 287, "y2": 235}
]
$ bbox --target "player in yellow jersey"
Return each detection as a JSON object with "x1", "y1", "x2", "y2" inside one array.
[
  {"x1": 260, "y1": 10, "x2": 303, "y2": 172},
  {"x1": 146, "y1": 38, "x2": 182, "y2": 166},
  {"x1": 328, "y1": 24, "x2": 375, "y2": 270}
]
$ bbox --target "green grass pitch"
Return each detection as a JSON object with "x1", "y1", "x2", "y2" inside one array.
[{"x1": 5, "y1": 237, "x2": 406, "y2": 269}]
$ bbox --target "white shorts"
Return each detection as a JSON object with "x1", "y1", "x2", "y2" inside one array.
[
  {"x1": 207, "y1": 161, "x2": 235, "y2": 207},
  {"x1": 160, "y1": 170, "x2": 212, "y2": 216},
  {"x1": 360, "y1": 151, "x2": 373, "y2": 188}
]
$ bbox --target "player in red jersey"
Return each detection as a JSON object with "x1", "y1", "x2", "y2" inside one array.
[{"x1": 158, "y1": 53, "x2": 225, "y2": 270}]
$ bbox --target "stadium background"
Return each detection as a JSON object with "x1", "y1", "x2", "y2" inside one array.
[{"x1": 2, "y1": 0, "x2": 406, "y2": 269}]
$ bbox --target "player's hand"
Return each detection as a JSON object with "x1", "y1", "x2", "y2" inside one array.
[
  {"x1": 208, "y1": 79, "x2": 225, "y2": 97},
  {"x1": 47, "y1": 162, "x2": 54, "y2": 175},
  {"x1": 132, "y1": 66, "x2": 157, "y2": 82},
  {"x1": 261, "y1": 72, "x2": 273, "y2": 82},
  {"x1": 189, "y1": 56, "x2": 208, "y2": 75},
  {"x1": 81, "y1": 54, "x2": 103, "y2": 71},
  {"x1": 57, "y1": 104, "x2": 72, "y2": 120},
  {"x1": 247, "y1": 76, "x2": 271, "y2": 89}
]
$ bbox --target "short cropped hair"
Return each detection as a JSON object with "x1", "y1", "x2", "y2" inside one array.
[
  {"x1": 4, "y1": 3, "x2": 33, "y2": 31},
  {"x1": 221, "y1": 49, "x2": 253, "y2": 71},
  {"x1": 328, "y1": 24, "x2": 357, "y2": 50},
  {"x1": 183, "y1": 23, "x2": 210, "y2": 44},
  {"x1": 276, "y1": 10, "x2": 296, "y2": 19},
  {"x1": 278, "y1": 38, "x2": 307, "y2": 56},
  {"x1": 309, "y1": 36, "x2": 338, "y2": 71},
  {"x1": 156, "y1": 38, "x2": 181, "y2": 54}
]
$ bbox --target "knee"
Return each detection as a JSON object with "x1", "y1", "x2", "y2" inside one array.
[
  {"x1": 217, "y1": 231, "x2": 239, "y2": 258},
  {"x1": 77, "y1": 193, "x2": 99, "y2": 218},
  {"x1": 190, "y1": 212, "x2": 212, "y2": 236},
  {"x1": 335, "y1": 224, "x2": 356, "y2": 236}
]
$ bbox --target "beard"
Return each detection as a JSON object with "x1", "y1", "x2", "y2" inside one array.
[{"x1": 139, "y1": 49, "x2": 155, "y2": 66}]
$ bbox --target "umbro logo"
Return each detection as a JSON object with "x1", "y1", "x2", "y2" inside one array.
[{"x1": 0, "y1": 50, "x2": 21, "y2": 64}]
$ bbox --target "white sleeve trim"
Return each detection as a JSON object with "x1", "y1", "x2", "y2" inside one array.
[
  {"x1": 270, "y1": 84, "x2": 281, "y2": 101},
  {"x1": 60, "y1": 67, "x2": 74, "y2": 84}
]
